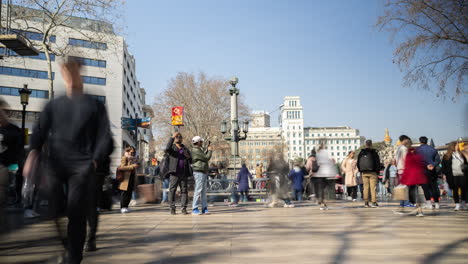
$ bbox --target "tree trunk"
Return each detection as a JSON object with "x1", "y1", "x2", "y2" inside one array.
[{"x1": 42, "y1": 43, "x2": 54, "y2": 99}]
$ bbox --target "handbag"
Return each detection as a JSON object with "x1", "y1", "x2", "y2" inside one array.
[
  {"x1": 116, "y1": 167, "x2": 124, "y2": 182},
  {"x1": 393, "y1": 184, "x2": 409, "y2": 201}
]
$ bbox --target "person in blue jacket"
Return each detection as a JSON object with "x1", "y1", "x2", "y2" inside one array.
[
  {"x1": 237, "y1": 164, "x2": 252, "y2": 202},
  {"x1": 288, "y1": 163, "x2": 305, "y2": 201}
]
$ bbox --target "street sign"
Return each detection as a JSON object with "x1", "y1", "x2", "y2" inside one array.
[
  {"x1": 138, "y1": 117, "x2": 151, "y2": 128},
  {"x1": 171, "y1": 106, "x2": 184, "y2": 126},
  {"x1": 121, "y1": 117, "x2": 137, "y2": 130}
]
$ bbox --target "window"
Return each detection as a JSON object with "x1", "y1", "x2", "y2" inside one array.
[
  {"x1": 293, "y1": 140, "x2": 296, "y2": 145},
  {"x1": 299, "y1": 140, "x2": 302, "y2": 144},
  {"x1": 11, "y1": 29, "x2": 56, "y2": 42},
  {"x1": 312, "y1": 140, "x2": 316, "y2": 144},
  {"x1": 90, "y1": 95, "x2": 106, "y2": 104},
  {"x1": 343, "y1": 146, "x2": 347, "y2": 150},
  {"x1": 331, "y1": 146, "x2": 334, "y2": 150},
  {"x1": 69, "y1": 38, "x2": 107, "y2": 50},
  {"x1": 299, "y1": 133, "x2": 302, "y2": 137},
  {"x1": 347, "y1": 133, "x2": 350, "y2": 136},
  {"x1": 0, "y1": 66, "x2": 53, "y2": 79},
  {"x1": 341, "y1": 133, "x2": 344, "y2": 136},
  {"x1": 335, "y1": 133, "x2": 338, "y2": 136},
  {"x1": 82, "y1": 76, "x2": 106, "y2": 85},
  {"x1": 343, "y1": 152, "x2": 346, "y2": 156},
  {"x1": 293, "y1": 126, "x2": 295, "y2": 130},
  {"x1": 331, "y1": 152, "x2": 334, "y2": 156},
  {"x1": 299, "y1": 147, "x2": 302, "y2": 151},
  {"x1": 0, "y1": 86, "x2": 49, "y2": 98},
  {"x1": 337, "y1": 146, "x2": 340, "y2": 150},
  {"x1": 0, "y1": 47, "x2": 56, "y2": 61},
  {"x1": 317, "y1": 134, "x2": 320, "y2": 137},
  {"x1": 70, "y1": 56, "x2": 106, "y2": 68},
  {"x1": 337, "y1": 152, "x2": 341, "y2": 156},
  {"x1": 293, "y1": 147, "x2": 296, "y2": 151}
]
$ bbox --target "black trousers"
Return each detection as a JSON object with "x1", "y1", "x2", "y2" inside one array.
[
  {"x1": 421, "y1": 169, "x2": 440, "y2": 202},
  {"x1": 168, "y1": 175, "x2": 188, "y2": 209},
  {"x1": 87, "y1": 173, "x2": 104, "y2": 244},
  {"x1": 347, "y1": 186, "x2": 357, "y2": 199},
  {"x1": 408, "y1": 185, "x2": 417, "y2": 204},
  {"x1": 120, "y1": 173, "x2": 134, "y2": 208},
  {"x1": 47, "y1": 159, "x2": 95, "y2": 264},
  {"x1": 313, "y1": 178, "x2": 328, "y2": 204}
]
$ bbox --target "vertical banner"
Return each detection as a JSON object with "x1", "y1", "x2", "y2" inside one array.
[{"x1": 171, "y1": 106, "x2": 184, "y2": 126}]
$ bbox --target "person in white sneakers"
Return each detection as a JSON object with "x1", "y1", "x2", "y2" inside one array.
[
  {"x1": 442, "y1": 142, "x2": 467, "y2": 211},
  {"x1": 416, "y1": 136, "x2": 441, "y2": 209}
]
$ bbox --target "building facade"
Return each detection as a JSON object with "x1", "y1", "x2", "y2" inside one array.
[
  {"x1": 0, "y1": 10, "x2": 151, "y2": 173},
  {"x1": 239, "y1": 111, "x2": 284, "y2": 171}
]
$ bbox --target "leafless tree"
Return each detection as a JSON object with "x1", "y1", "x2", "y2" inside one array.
[
  {"x1": 376, "y1": 0, "x2": 467, "y2": 99},
  {"x1": 152, "y1": 71, "x2": 250, "y2": 155},
  {"x1": 2, "y1": 0, "x2": 124, "y2": 99}
]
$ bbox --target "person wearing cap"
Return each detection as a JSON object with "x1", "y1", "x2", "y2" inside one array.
[{"x1": 191, "y1": 136, "x2": 213, "y2": 215}]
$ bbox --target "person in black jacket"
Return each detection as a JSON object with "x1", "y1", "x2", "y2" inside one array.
[
  {"x1": 165, "y1": 132, "x2": 192, "y2": 215},
  {"x1": 23, "y1": 58, "x2": 113, "y2": 264},
  {"x1": 357, "y1": 140, "x2": 381, "y2": 208}
]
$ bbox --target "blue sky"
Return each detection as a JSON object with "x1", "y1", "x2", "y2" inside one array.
[{"x1": 124, "y1": 0, "x2": 466, "y2": 146}]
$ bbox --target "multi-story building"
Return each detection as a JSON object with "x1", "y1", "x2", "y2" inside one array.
[
  {"x1": 279, "y1": 96, "x2": 365, "y2": 163},
  {"x1": 239, "y1": 111, "x2": 284, "y2": 171},
  {"x1": 0, "y1": 10, "x2": 151, "y2": 173}
]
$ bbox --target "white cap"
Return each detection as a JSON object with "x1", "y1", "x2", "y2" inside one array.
[{"x1": 192, "y1": 136, "x2": 204, "y2": 144}]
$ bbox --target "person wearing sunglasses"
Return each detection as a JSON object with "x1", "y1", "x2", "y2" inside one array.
[{"x1": 165, "y1": 132, "x2": 193, "y2": 215}]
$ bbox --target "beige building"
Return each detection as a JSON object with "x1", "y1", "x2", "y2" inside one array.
[{"x1": 239, "y1": 111, "x2": 284, "y2": 172}]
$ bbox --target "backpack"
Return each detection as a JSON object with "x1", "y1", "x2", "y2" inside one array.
[
  {"x1": 359, "y1": 151, "x2": 375, "y2": 172},
  {"x1": 159, "y1": 153, "x2": 170, "y2": 179}
]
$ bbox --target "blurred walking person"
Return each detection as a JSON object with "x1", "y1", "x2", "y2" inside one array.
[
  {"x1": 24, "y1": 58, "x2": 113, "y2": 264},
  {"x1": 237, "y1": 164, "x2": 252, "y2": 202},
  {"x1": 442, "y1": 142, "x2": 467, "y2": 211},
  {"x1": 395, "y1": 135, "x2": 416, "y2": 207},
  {"x1": 314, "y1": 145, "x2": 337, "y2": 210},
  {"x1": 288, "y1": 163, "x2": 305, "y2": 201},
  {"x1": 416, "y1": 136, "x2": 441, "y2": 209},
  {"x1": 191, "y1": 136, "x2": 213, "y2": 215},
  {"x1": 357, "y1": 140, "x2": 381, "y2": 208},
  {"x1": 342, "y1": 151, "x2": 358, "y2": 202},
  {"x1": 255, "y1": 163, "x2": 264, "y2": 189},
  {"x1": 305, "y1": 149, "x2": 318, "y2": 199},
  {"x1": 400, "y1": 145, "x2": 427, "y2": 217},
  {"x1": 165, "y1": 132, "x2": 192, "y2": 215},
  {"x1": 267, "y1": 153, "x2": 294, "y2": 208},
  {"x1": 118, "y1": 147, "x2": 138, "y2": 213}
]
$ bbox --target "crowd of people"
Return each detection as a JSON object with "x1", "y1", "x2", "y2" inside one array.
[{"x1": 0, "y1": 58, "x2": 466, "y2": 264}]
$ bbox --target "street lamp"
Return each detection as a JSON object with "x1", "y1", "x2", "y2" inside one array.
[
  {"x1": 220, "y1": 76, "x2": 249, "y2": 178},
  {"x1": 19, "y1": 84, "x2": 31, "y2": 142}
]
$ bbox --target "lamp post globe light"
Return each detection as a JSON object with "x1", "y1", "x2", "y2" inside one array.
[
  {"x1": 220, "y1": 76, "x2": 249, "y2": 178},
  {"x1": 19, "y1": 84, "x2": 31, "y2": 142}
]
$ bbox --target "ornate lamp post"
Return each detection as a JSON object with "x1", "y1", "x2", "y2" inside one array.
[
  {"x1": 220, "y1": 76, "x2": 249, "y2": 178},
  {"x1": 19, "y1": 84, "x2": 31, "y2": 142}
]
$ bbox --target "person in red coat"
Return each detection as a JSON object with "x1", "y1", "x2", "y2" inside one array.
[{"x1": 400, "y1": 147, "x2": 427, "y2": 216}]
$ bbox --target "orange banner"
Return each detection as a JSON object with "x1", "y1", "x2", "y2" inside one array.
[{"x1": 171, "y1": 107, "x2": 184, "y2": 126}]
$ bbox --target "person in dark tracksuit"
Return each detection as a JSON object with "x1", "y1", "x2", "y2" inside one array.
[
  {"x1": 24, "y1": 58, "x2": 113, "y2": 264},
  {"x1": 165, "y1": 132, "x2": 192, "y2": 215}
]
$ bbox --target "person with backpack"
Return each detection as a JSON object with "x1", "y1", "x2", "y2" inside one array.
[
  {"x1": 164, "y1": 132, "x2": 192, "y2": 215},
  {"x1": 190, "y1": 136, "x2": 213, "y2": 215},
  {"x1": 357, "y1": 140, "x2": 381, "y2": 208},
  {"x1": 305, "y1": 149, "x2": 319, "y2": 199}
]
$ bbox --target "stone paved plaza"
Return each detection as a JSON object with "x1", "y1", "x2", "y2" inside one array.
[{"x1": 1, "y1": 200, "x2": 468, "y2": 264}]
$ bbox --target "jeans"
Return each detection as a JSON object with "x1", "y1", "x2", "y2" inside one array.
[
  {"x1": 313, "y1": 178, "x2": 328, "y2": 204},
  {"x1": 362, "y1": 172, "x2": 378, "y2": 203},
  {"x1": 192, "y1": 172, "x2": 208, "y2": 210},
  {"x1": 294, "y1": 189, "x2": 303, "y2": 201},
  {"x1": 421, "y1": 169, "x2": 440, "y2": 202},
  {"x1": 168, "y1": 175, "x2": 188, "y2": 209},
  {"x1": 162, "y1": 178, "x2": 169, "y2": 203}
]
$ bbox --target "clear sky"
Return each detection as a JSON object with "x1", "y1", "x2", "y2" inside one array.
[{"x1": 124, "y1": 0, "x2": 467, "y2": 146}]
